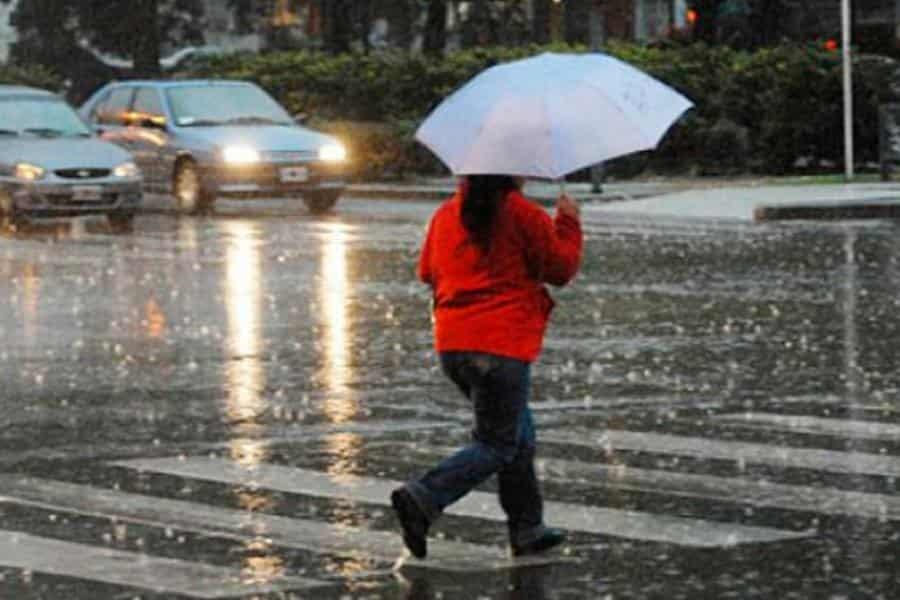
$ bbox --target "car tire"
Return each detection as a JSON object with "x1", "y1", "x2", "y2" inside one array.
[
  {"x1": 107, "y1": 211, "x2": 135, "y2": 233},
  {"x1": 303, "y1": 190, "x2": 341, "y2": 214},
  {"x1": 0, "y1": 188, "x2": 22, "y2": 230},
  {"x1": 174, "y1": 159, "x2": 214, "y2": 215}
]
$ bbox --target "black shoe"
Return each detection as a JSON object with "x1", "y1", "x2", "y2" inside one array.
[
  {"x1": 391, "y1": 487, "x2": 429, "y2": 559},
  {"x1": 511, "y1": 527, "x2": 566, "y2": 557}
]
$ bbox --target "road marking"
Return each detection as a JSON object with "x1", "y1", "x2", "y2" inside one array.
[
  {"x1": 0, "y1": 420, "x2": 453, "y2": 467},
  {"x1": 542, "y1": 429, "x2": 900, "y2": 478},
  {"x1": 0, "y1": 476, "x2": 560, "y2": 572},
  {"x1": 114, "y1": 457, "x2": 812, "y2": 548},
  {"x1": 0, "y1": 530, "x2": 324, "y2": 598},
  {"x1": 410, "y1": 445, "x2": 900, "y2": 522},
  {"x1": 713, "y1": 412, "x2": 900, "y2": 442}
]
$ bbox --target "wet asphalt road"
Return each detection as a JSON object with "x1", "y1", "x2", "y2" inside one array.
[{"x1": 1, "y1": 195, "x2": 900, "y2": 598}]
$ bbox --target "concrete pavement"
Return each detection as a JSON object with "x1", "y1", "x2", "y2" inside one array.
[{"x1": 349, "y1": 177, "x2": 900, "y2": 222}]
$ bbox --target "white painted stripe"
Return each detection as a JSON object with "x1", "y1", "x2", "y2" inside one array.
[
  {"x1": 411, "y1": 445, "x2": 900, "y2": 521},
  {"x1": 114, "y1": 457, "x2": 812, "y2": 548},
  {"x1": 543, "y1": 429, "x2": 900, "y2": 478},
  {"x1": 0, "y1": 420, "x2": 453, "y2": 467},
  {"x1": 541, "y1": 459, "x2": 900, "y2": 521},
  {"x1": 404, "y1": 446, "x2": 900, "y2": 521},
  {"x1": 0, "y1": 476, "x2": 560, "y2": 572},
  {"x1": 0, "y1": 530, "x2": 323, "y2": 598},
  {"x1": 714, "y1": 412, "x2": 900, "y2": 442}
]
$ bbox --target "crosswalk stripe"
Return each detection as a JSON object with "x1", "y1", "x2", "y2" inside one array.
[
  {"x1": 542, "y1": 429, "x2": 900, "y2": 478},
  {"x1": 409, "y1": 445, "x2": 900, "y2": 521},
  {"x1": 713, "y1": 412, "x2": 900, "y2": 442},
  {"x1": 0, "y1": 476, "x2": 562, "y2": 572},
  {"x1": 114, "y1": 457, "x2": 812, "y2": 548},
  {"x1": 0, "y1": 420, "x2": 453, "y2": 467},
  {"x1": 0, "y1": 530, "x2": 325, "y2": 598},
  {"x1": 542, "y1": 459, "x2": 900, "y2": 521}
]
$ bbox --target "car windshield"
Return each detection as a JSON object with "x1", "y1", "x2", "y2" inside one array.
[
  {"x1": 166, "y1": 84, "x2": 293, "y2": 127},
  {"x1": 0, "y1": 96, "x2": 92, "y2": 137}
]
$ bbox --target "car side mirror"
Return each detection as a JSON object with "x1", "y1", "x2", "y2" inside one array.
[
  {"x1": 142, "y1": 117, "x2": 167, "y2": 130},
  {"x1": 293, "y1": 112, "x2": 308, "y2": 125}
]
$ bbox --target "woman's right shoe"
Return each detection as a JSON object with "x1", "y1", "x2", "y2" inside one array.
[
  {"x1": 510, "y1": 527, "x2": 566, "y2": 557},
  {"x1": 391, "y1": 487, "x2": 429, "y2": 559}
]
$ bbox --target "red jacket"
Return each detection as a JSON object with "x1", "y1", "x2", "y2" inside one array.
[{"x1": 418, "y1": 187, "x2": 583, "y2": 362}]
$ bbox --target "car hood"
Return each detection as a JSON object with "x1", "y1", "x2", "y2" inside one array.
[
  {"x1": 0, "y1": 137, "x2": 133, "y2": 169},
  {"x1": 176, "y1": 125, "x2": 338, "y2": 152}
]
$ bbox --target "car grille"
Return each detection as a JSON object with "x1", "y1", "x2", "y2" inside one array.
[
  {"x1": 44, "y1": 192, "x2": 116, "y2": 206},
  {"x1": 55, "y1": 168, "x2": 111, "y2": 179}
]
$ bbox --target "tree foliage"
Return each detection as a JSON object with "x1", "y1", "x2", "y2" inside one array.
[{"x1": 2, "y1": 0, "x2": 205, "y2": 98}]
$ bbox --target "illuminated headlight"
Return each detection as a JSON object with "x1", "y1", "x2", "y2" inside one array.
[
  {"x1": 14, "y1": 162, "x2": 45, "y2": 181},
  {"x1": 112, "y1": 161, "x2": 139, "y2": 178},
  {"x1": 318, "y1": 143, "x2": 347, "y2": 162},
  {"x1": 222, "y1": 145, "x2": 260, "y2": 165}
]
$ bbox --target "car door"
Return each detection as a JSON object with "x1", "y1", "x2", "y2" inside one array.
[
  {"x1": 128, "y1": 87, "x2": 171, "y2": 189},
  {"x1": 89, "y1": 86, "x2": 135, "y2": 150}
]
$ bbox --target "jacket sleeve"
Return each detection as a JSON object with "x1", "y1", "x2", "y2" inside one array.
[
  {"x1": 417, "y1": 217, "x2": 435, "y2": 285},
  {"x1": 521, "y1": 202, "x2": 583, "y2": 286}
]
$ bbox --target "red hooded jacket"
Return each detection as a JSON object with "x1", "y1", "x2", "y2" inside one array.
[{"x1": 417, "y1": 187, "x2": 583, "y2": 362}]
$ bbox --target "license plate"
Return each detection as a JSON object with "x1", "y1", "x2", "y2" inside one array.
[
  {"x1": 71, "y1": 185, "x2": 103, "y2": 201},
  {"x1": 279, "y1": 166, "x2": 308, "y2": 183}
]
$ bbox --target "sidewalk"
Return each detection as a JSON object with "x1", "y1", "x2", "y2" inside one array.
[
  {"x1": 348, "y1": 177, "x2": 900, "y2": 222},
  {"x1": 347, "y1": 177, "x2": 692, "y2": 204}
]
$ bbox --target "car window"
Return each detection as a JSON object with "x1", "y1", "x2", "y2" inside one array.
[
  {"x1": 98, "y1": 87, "x2": 134, "y2": 126},
  {"x1": 166, "y1": 84, "x2": 292, "y2": 127},
  {"x1": 0, "y1": 95, "x2": 91, "y2": 138},
  {"x1": 130, "y1": 87, "x2": 166, "y2": 127},
  {"x1": 88, "y1": 90, "x2": 111, "y2": 123}
]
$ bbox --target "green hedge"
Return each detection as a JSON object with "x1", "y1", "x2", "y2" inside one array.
[
  {"x1": 0, "y1": 64, "x2": 63, "y2": 93},
  {"x1": 186, "y1": 43, "x2": 899, "y2": 179}
]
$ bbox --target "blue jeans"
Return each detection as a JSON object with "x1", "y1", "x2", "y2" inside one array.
[{"x1": 406, "y1": 351, "x2": 545, "y2": 545}]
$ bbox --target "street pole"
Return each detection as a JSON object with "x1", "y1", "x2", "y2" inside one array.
[{"x1": 842, "y1": 0, "x2": 855, "y2": 180}]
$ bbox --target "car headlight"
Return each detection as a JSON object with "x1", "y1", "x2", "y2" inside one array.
[
  {"x1": 14, "y1": 162, "x2": 46, "y2": 181},
  {"x1": 222, "y1": 145, "x2": 260, "y2": 165},
  {"x1": 318, "y1": 143, "x2": 347, "y2": 162},
  {"x1": 112, "y1": 161, "x2": 139, "y2": 178}
]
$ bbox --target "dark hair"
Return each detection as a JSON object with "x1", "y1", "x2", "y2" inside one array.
[{"x1": 461, "y1": 175, "x2": 518, "y2": 251}]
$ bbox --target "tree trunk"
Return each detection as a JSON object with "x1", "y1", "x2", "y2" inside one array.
[
  {"x1": 423, "y1": 0, "x2": 447, "y2": 55},
  {"x1": 463, "y1": 0, "x2": 492, "y2": 47},
  {"x1": 564, "y1": 0, "x2": 592, "y2": 45},
  {"x1": 132, "y1": 0, "x2": 161, "y2": 77},
  {"x1": 322, "y1": 0, "x2": 352, "y2": 53},
  {"x1": 358, "y1": 0, "x2": 373, "y2": 52},
  {"x1": 383, "y1": 0, "x2": 413, "y2": 50},
  {"x1": 690, "y1": 0, "x2": 721, "y2": 44},
  {"x1": 532, "y1": 0, "x2": 552, "y2": 43}
]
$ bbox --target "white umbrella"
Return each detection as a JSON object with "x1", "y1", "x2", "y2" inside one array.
[{"x1": 415, "y1": 52, "x2": 694, "y2": 180}]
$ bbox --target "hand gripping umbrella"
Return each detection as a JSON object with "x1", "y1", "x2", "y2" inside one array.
[{"x1": 415, "y1": 52, "x2": 693, "y2": 183}]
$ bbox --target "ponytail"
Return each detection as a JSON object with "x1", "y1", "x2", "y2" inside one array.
[{"x1": 461, "y1": 175, "x2": 518, "y2": 251}]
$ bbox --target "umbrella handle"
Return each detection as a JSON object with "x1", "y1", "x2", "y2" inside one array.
[{"x1": 557, "y1": 179, "x2": 567, "y2": 198}]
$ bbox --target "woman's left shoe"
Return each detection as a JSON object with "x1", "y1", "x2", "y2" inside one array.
[
  {"x1": 391, "y1": 487, "x2": 430, "y2": 559},
  {"x1": 510, "y1": 527, "x2": 566, "y2": 557}
]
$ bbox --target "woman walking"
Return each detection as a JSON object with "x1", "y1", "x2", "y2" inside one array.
[{"x1": 391, "y1": 175, "x2": 583, "y2": 559}]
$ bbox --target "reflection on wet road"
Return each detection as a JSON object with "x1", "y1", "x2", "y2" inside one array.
[{"x1": 1, "y1": 198, "x2": 900, "y2": 598}]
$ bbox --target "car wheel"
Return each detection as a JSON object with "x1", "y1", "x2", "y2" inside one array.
[
  {"x1": 303, "y1": 190, "x2": 341, "y2": 214},
  {"x1": 174, "y1": 160, "x2": 214, "y2": 215},
  {"x1": 0, "y1": 188, "x2": 21, "y2": 230},
  {"x1": 107, "y1": 211, "x2": 135, "y2": 233}
]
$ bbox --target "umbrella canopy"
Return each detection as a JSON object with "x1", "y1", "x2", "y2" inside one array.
[{"x1": 415, "y1": 52, "x2": 694, "y2": 180}]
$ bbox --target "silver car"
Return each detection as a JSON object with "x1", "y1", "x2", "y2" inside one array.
[
  {"x1": 79, "y1": 80, "x2": 349, "y2": 214},
  {"x1": 0, "y1": 85, "x2": 142, "y2": 229}
]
